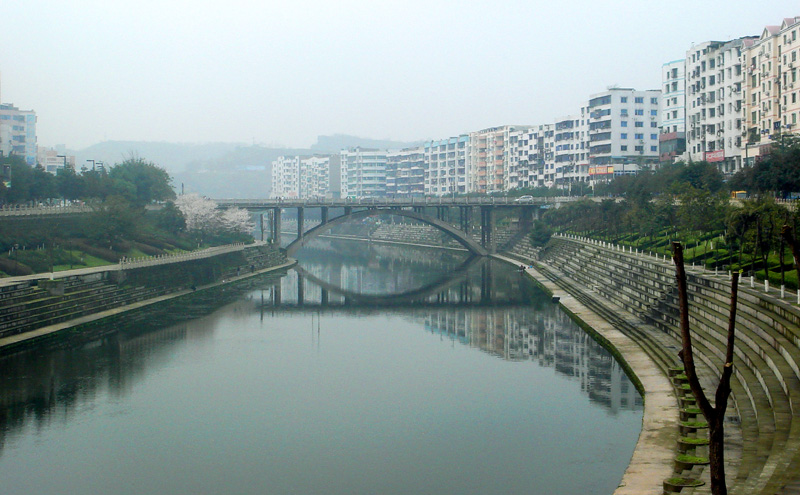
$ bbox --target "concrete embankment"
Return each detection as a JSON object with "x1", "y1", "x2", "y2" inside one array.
[
  {"x1": 0, "y1": 242, "x2": 294, "y2": 352},
  {"x1": 505, "y1": 234, "x2": 800, "y2": 495}
]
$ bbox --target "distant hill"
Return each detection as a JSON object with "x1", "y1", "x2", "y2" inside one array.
[{"x1": 310, "y1": 134, "x2": 424, "y2": 152}]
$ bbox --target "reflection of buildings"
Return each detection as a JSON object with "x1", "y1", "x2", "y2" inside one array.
[{"x1": 420, "y1": 307, "x2": 643, "y2": 415}]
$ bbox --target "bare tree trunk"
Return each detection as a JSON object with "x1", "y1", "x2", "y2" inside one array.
[
  {"x1": 673, "y1": 242, "x2": 739, "y2": 495},
  {"x1": 781, "y1": 225, "x2": 800, "y2": 276}
]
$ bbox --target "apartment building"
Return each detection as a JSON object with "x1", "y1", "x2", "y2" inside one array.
[
  {"x1": 0, "y1": 103, "x2": 37, "y2": 166},
  {"x1": 686, "y1": 38, "x2": 751, "y2": 174},
  {"x1": 340, "y1": 147, "x2": 387, "y2": 198},
  {"x1": 659, "y1": 59, "x2": 687, "y2": 163},
  {"x1": 299, "y1": 155, "x2": 334, "y2": 199},
  {"x1": 508, "y1": 124, "x2": 554, "y2": 188},
  {"x1": 271, "y1": 155, "x2": 301, "y2": 198},
  {"x1": 553, "y1": 112, "x2": 589, "y2": 185},
  {"x1": 743, "y1": 17, "x2": 800, "y2": 165},
  {"x1": 467, "y1": 125, "x2": 529, "y2": 194},
  {"x1": 423, "y1": 135, "x2": 468, "y2": 196},
  {"x1": 387, "y1": 146, "x2": 424, "y2": 197},
  {"x1": 37, "y1": 147, "x2": 76, "y2": 174},
  {"x1": 587, "y1": 88, "x2": 661, "y2": 181}
]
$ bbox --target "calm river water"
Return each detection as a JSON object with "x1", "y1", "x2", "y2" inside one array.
[{"x1": 0, "y1": 238, "x2": 643, "y2": 495}]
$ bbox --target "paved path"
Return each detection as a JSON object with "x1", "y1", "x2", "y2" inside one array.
[{"x1": 494, "y1": 254, "x2": 679, "y2": 495}]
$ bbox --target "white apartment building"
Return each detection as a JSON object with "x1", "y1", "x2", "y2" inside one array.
[
  {"x1": 508, "y1": 124, "x2": 554, "y2": 188},
  {"x1": 587, "y1": 88, "x2": 661, "y2": 181},
  {"x1": 340, "y1": 148, "x2": 387, "y2": 198},
  {"x1": 467, "y1": 125, "x2": 529, "y2": 194},
  {"x1": 0, "y1": 103, "x2": 37, "y2": 166},
  {"x1": 659, "y1": 59, "x2": 687, "y2": 164},
  {"x1": 686, "y1": 38, "x2": 751, "y2": 174},
  {"x1": 743, "y1": 17, "x2": 800, "y2": 165},
  {"x1": 424, "y1": 135, "x2": 468, "y2": 196},
  {"x1": 271, "y1": 154, "x2": 334, "y2": 199},
  {"x1": 553, "y1": 112, "x2": 589, "y2": 185},
  {"x1": 299, "y1": 155, "x2": 333, "y2": 199},
  {"x1": 387, "y1": 146, "x2": 425, "y2": 197},
  {"x1": 271, "y1": 155, "x2": 301, "y2": 198}
]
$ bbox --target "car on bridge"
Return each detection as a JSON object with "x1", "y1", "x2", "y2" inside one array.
[{"x1": 514, "y1": 195, "x2": 534, "y2": 203}]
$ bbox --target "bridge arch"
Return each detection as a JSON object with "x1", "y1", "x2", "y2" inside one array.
[{"x1": 285, "y1": 208, "x2": 489, "y2": 256}]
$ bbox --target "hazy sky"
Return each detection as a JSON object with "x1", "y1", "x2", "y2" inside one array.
[{"x1": 2, "y1": 1, "x2": 799, "y2": 149}]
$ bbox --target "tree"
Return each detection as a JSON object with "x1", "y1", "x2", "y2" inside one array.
[
  {"x1": 673, "y1": 242, "x2": 739, "y2": 495},
  {"x1": 220, "y1": 207, "x2": 252, "y2": 234},
  {"x1": 175, "y1": 193, "x2": 221, "y2": 233},
  {"x1": 155, "y1": 201, "x2": 186, "y2": 235},
  {"x1": 109, "y1": 157, "x2": 175, "y2": 206}
]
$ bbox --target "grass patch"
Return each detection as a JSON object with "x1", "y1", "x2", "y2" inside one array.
[
  {"x1": 665, "y1": 477, "x2": 704, "y2": 487},
  {"x1": 675, "y1": 454, "x2": 709, "y2": 464},
  {"x1": 680, "y1": 420, "x2": 709, "y2": 429},
  {"x1": 679, "y1": 436, "x2": 710, "y2": 445}
]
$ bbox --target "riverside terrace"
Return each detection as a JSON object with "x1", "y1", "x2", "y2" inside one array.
[{"x1": 215, "y1": 196, "x2": 581, "y2": 256}]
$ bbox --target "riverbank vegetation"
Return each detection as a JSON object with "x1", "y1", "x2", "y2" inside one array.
[
  {"x1": 537, "y1": 138, "x2": 800, "y2": 290},
  {"x1": 0, "y1": 155, "x2": 254, "y2": 277}
]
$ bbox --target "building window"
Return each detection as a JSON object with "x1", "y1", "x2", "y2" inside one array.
[
  {"x1": 635, "y1": 133, "x2": 644, "y2": 139},
  {"x1": 635, "y1": 97, "x2": 644, "y2": 103},
  {"x1": 651, "y1": 97, "x2": 658, "y2": 104},
  {"x1": 621, "y1": 121, "x2": 628, "y2": 127},
  {"x1": 621, "y1": 145, "x2": 628, "y2": 151},
  {"x1": 621, "y1": 133, "x2": 628, "y2": 139},
  {"x1": 651, "y1": 122, "x2": 658, "y2": 128},
  {"x1": 650, "y1": 109, "x2": 658, "y2": 116},
  {"x1": 635, "y1": 109, "x2": 644, "y2": 116},
  {"x1": 635, "y1": 146, "x2": 644, "y2": 152},
  {"x1": 650, "y1": 134, "x2": 658, "y2": 140},
  {"x1": 635, "y1": 121, "x2": 644, "y2": 127},
  {"x1": 620, "y1": 96, "x2": 628, "y2": 103},
  {"x1": 651, "y1": 146, "x2": 658, "y2": 152}
]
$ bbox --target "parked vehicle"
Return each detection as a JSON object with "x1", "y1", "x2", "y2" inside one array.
[{"x1": 514, "y1": 195, "x2": 534, "y2": 203}]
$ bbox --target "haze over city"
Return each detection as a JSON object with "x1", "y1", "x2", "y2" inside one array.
[{"x1": 2, "y1": 0, "x2": 799, "y2": 150}]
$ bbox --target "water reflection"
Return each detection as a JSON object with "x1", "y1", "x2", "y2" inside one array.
[{"x1": 0, "y1": 239, "x2": 642, "y2": 495}]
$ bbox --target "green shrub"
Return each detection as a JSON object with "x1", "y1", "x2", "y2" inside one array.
[{"x1": 0, "y1": 257, "x2": 34, "y2": 276}]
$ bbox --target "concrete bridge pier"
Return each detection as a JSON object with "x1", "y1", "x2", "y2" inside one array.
[
  {"x1": 459, "y1": 206, "x2": 472, "y2": 234},
  {"x1": 320, "y1": 206, "x2": 329, "y2": 225},
  {"x1": 297, "y1": 207, "x2": 304, "y2": 242},
  {"x1": 480, "y1": 206, "x2": 495, "y2": 253},
  {"x1": 270, "y1": 208, "x2": 282, "y2": 243}
]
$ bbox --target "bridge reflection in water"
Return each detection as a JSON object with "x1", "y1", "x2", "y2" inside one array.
[
  {"x1": 253, "y1": 243, "x2": 643, "y2": 415},
  {"x1": 0, "y1": 241, "x2": 641, "y2": 470}
]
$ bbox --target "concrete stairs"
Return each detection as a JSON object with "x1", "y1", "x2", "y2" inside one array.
[{"x1": 524, "y1": 236, "x2": 800, "y2": 494}]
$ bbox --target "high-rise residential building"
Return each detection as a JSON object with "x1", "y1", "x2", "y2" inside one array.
[
  {"x1": 467, "y1": 125, "x2": 529, "y2": 194},
  {"x1": 685, "y1": 38, "x2": 752, "y2": 174},
  {"x1": 271, "y1": 154, "x2": 335, "y2": 198},
  {"x1": 659, "y1": 59, "x2": 687, "y2": 164},
  {"x1": 0, "y1": 103, "x2": 37, "y2": 166},
  {"x1": 424, "y1": 135, "x2": 468, "y2": 196},
  {"x1": 299, "y1": 155, "x2": 334, "y2": 199},
  {"x1": 340, "y1": 147, "x2": 387, "y2": 198},
  {"x1": 587, "y1": 88, "x2": 661, "y2": 181},
  {"x1": 271, "y1": 155, "x2": 301, "y2": 198},
  {"x1": 743, "y1": 17, "x2": 800, "y2": 165},
  {"x1": 508, "y1": 124, "x2": 554, "y2": 188},
  {"x1": 387, "y1": 146, "x2": 424, "y2": 197},
  {"x1": 553, "y1": 112, "x2": 589, "y2": 184}
]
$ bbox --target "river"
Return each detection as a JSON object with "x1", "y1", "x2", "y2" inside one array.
[{"x1": 0, "y1": 237, "x2": 643, "y2": 495}]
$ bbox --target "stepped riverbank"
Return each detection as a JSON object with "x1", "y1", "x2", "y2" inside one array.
[{"x1": 0, "y1": 242, "x2": 292, "y2": 352}]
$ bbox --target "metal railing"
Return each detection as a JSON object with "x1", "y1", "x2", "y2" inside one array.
[{"x1": 118, "y1": 242, "x2": 257, "y2": 269}]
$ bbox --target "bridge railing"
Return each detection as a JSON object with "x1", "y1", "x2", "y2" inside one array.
[
  {"x1": 217, "y1": 196, "x2": 578, "y2": 208},
  {"x1": 0, "y1": 204, "x2": 95, "y2": 216},
  {"x1": 118, "y1": 242, "x2": 258, "y2": 270}
]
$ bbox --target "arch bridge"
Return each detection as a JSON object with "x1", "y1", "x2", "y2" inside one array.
[{"x1": 216, "y1": 197, "x2": 560, "y2": 256}]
